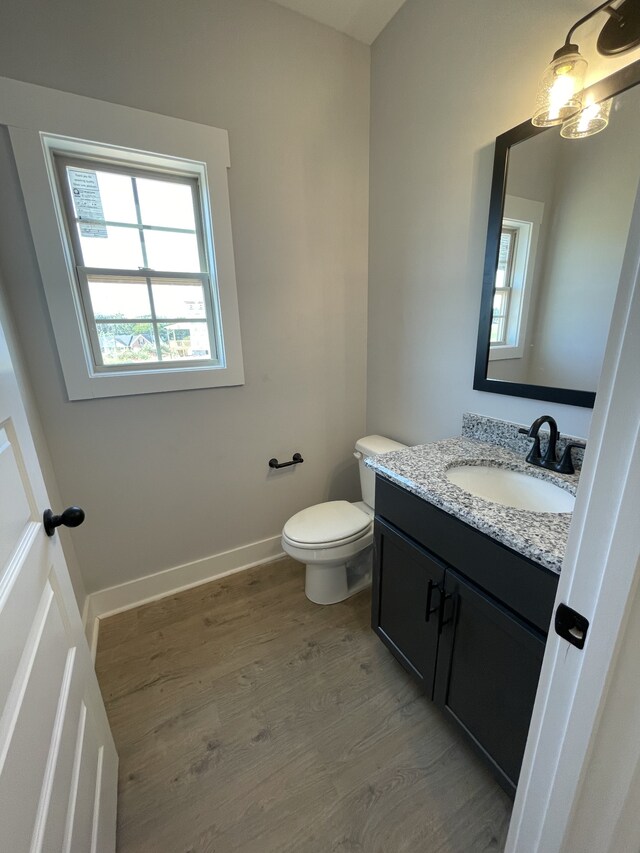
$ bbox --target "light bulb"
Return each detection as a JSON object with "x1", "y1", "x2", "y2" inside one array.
[
  {"x1": 560, "y1": 98, "x2": 612, "y2": 138},
  {"x1": 532, "y1": 45, "x2": 587, "y2": 127},
  {"x1": 548, "y1": 73, "x2": 576, "y2": 122}
]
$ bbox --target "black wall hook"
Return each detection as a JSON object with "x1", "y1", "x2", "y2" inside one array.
[{"x1": 269, "y1": 453, "x2": 303, "y2": 469}]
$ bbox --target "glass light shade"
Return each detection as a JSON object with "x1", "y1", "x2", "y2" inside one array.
[
  {"x1": 560, "y1": 98, "x2": 612, "y2": 138},
  {"x1": 532, "y1": 48, "x2": 588, "y2": 127}
]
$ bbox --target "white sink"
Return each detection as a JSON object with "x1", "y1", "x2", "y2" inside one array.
[{"x1": 446, "y1": 465, "x2": 575, "y2": 513}]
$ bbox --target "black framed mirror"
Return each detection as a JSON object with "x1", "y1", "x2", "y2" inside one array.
[{"x1": 474, "y1": 59, "x2": 640, "y2": 408}]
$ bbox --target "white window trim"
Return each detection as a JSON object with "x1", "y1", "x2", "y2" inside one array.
[
  {"x1": 0, "y1": 76, "x2": 244, "y2": 399},
  {"x1": 489, "y1": 195, "x2": 544, "y2": 362}
]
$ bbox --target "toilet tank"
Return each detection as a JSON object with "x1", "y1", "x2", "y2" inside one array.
[{"x1": 355, "y1": 435, "x2": 407, "y2": 509}]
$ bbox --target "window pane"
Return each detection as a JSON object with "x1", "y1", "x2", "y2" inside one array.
[
  {"x1": 498, "y1": 231, "x2": 513, "y2": 271},
  {"x1": 151, "y1": 279, "x2": 206, "y2": 319},
  {"x1": 144, "y1": 230, "x2": 200, "y2": 272},
  {"x1": 490, "y1": 316, "x2": 505, "y2": 344},
  {"x1": 496, "y1": 227, "x2": 516, "y2": 291},
  {"x1": 66, "y1": 166, "x2": 137, "y2": 225},
  {"x1": 159, "y1": 321, "x2": 212, "y2": 360},
  {"x1": 95, "y1": 170, "x2": 137, "y2": 223},
  {"x1": 136, "y1": 177, "x2": 196, "y2": 230},
  {"x1": 493, "y1": 290, "x2": 507, "y2": 314},
  {"x1": 491, "y1": 290, "x2": 508, "y2": 345},
  {"x1": 96, "y1": 322, "x2": 159, "y2": 365},
  {"x1": 88, "y1": 276, "x2": 151, "y2": 320},
  {"x1": 78, "y1": 224, "x2": 144, "y2": 269}
]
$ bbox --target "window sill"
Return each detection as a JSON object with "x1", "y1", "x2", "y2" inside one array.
[
  {"x1": 489, "y1": 345, "x2": 524, "y2": 362},
  {"x1": 68, "y1": 362, "x2": 244, "y2": 400}
]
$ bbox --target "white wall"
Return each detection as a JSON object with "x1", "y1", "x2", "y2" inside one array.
[
  {"x1": 0, "y1": 0, "x2": 370, "y2": 593},
  {"x1": 368, "y1": 0, "x2": 640, "y2": 445}
]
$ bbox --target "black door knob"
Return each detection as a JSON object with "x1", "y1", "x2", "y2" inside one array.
[{"x1": 43, "y1": 506, "x2": 85, "y2": 537}]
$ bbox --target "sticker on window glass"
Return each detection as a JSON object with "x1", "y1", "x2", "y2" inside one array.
[{"x1": 68, "y1": 169, "x2": 108, "y2": 237}]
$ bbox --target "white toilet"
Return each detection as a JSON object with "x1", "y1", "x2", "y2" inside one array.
[{"x1": 281, "y1": 435, "x2": 407, "y2": 605}]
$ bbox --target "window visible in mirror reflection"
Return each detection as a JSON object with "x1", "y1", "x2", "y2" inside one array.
[
  {"x1": 491, "y1": 227, "x2": 518, "y2": 345},
  {"x1": 483, "y1": 85, "x2": 640, "y2": 396},
  {"x1": 489, "y1": 196, "x2": 544, "y2": 362}
]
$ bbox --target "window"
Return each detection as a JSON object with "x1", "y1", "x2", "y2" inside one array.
[
  {"x1": 489, "y1": 196, "x2": 544, "y2": 362},
  {"x1": 54, "y1": 156, "x2": 221, "y2": 372},
  {"x1": 491, "y1": 226, "x2": 518, "y2": 345},
  {"x1": 1, "y1": 80, "x2": 243, "y2": 399}
]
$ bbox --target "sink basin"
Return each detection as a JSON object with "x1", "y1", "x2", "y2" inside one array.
[{"x1": 446, "y1": 465, "x2": 575, "y2": 513}]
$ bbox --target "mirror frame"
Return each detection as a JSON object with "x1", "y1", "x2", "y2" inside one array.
[{"x1": 474, "y1": 59, "x2": 640, "y2": 408}]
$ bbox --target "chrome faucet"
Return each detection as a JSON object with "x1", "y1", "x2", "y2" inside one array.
[{"x1": 518, "y1": 416, "x2": 585, "y2": 474}]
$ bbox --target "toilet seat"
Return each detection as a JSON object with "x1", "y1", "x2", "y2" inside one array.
[{"x1": 282, "y1": 500, "x2": 371, "y2": 550}]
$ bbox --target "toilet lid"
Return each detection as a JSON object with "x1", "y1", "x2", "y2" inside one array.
[{"x1": 283, "y1": 500, "x2": 371, "y2": 546}]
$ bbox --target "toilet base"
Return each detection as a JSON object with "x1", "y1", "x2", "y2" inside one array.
[{"x1": 305, "y1": 546, "x2": 372, "y2": 605}]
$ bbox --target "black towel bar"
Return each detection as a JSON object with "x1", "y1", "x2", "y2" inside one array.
[{"x1": 269, "y1": 453, "x2": 303, "y2": 469}]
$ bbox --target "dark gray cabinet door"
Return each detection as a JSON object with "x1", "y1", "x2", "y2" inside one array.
[
  {"x1": 434, "y1": 567, "x2": 546, "y2": 793},
  {"x1": 372, "y1": 520, "x2": 445, "y2": 697}
]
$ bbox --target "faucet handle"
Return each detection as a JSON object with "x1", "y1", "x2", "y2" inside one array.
[
  {"x1": 518, "y1": 427, "x2": 543, "y2": 464},
  {"x1": 556, "y1": 442, "x2": 586, "y2": 475}
]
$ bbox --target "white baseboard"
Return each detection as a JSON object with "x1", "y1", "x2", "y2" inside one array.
[{"x1": 83, "y1": 535, "x2": 285, "y2": 658}]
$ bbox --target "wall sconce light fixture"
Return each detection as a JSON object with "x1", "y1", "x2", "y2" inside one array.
[{"x1": 533, "y1": 0, "x2": 640, "y2": 133}]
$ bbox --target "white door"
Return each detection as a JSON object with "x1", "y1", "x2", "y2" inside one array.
[
  {"x1": 0, "y1": 306, "x2": 117, "y2": 851},
  {"x1": 506, "y1": 166, "x2": 640, "y2": 850}
]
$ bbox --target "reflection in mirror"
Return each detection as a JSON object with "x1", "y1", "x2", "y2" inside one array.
[
  {"x1": 474, "y1": 60, "x2": 640, "y2": 408},
  {"x1": 488, "y1": 88, "x2": 639, "y2": 391}
]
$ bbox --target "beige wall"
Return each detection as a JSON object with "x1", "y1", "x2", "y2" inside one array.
[
  {"x1": 487, "y1": 130, "x2": 561, "y2": 385},
  {"x1": 528, "y1": 95, "x2": 640, "y2": 390},
  {"x1": 368, "y1": 0, "x2": 640, "y2": 445},
  {"x1": 486, "y1": 91, "x2": 639, "y2": 391},
  {"x1": 0, "y1": 0, "x2": 370, "y2": 593},
  {"x1": 2, "y1": 0, "x2": 638, "y2": 597}
]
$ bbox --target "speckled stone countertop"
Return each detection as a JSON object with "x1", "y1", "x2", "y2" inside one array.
[{"x1": 367, "y1": 436, "x2": 579, "y2": 574}]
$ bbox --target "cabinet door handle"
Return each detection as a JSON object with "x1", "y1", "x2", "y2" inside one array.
[
  {"x1": 425, "y1": 579, "x2": 440, "y2": 622},
  {"x1": 437, "y1": 590, "x2": 456, "y2": 634}
]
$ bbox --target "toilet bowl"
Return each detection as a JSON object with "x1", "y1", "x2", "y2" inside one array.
[{"x1": 281, "y1": 436, "x2": 406, "y2": 605}]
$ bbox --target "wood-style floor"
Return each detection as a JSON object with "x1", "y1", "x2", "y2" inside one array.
[{"x1": 95, "y1": 557, "x2": 512, "y2": 852}]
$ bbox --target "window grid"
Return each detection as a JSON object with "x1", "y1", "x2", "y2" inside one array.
[
  {"x1": 77, "y1": 269, "x2": 214, "y2": 370},
  {"x1": 491, "y1": 227, "x2": 518, "y2": 345},
  {"x1": 54, "y1": 155, "x2": 220, "y2": 371}
]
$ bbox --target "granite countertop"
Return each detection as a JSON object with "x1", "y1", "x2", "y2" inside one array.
[{"x1": 367, "y1": 436, "x2": 579, "y2": 574}]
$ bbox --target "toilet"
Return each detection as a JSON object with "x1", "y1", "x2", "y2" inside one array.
[{"x1": 281, "y1": 435, "x2": 407, "y2": 604}]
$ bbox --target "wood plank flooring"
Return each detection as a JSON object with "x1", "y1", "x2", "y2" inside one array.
[{"x1": 95, "y1": 557, "x2": 512, "y2": 852}]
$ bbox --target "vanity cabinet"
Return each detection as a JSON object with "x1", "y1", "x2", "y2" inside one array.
[
  {"x1": 434, "y1": 568, "x2": 546, "y2": 788},
  {"x1": 373, "y1": 521, "x2": 445, "y2": 694},
  {"x1": 372, "y1": 476, "x2": 558, "y2": 794}
]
